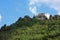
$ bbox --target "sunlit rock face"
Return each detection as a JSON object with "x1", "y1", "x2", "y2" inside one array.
[{"x1": 35, "y1": 13, "x2": 47, "y2": 20}]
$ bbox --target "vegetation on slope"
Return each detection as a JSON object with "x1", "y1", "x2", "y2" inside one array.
[{"x1": 0, "y1": 15, "x2": 60, "y2": 40}]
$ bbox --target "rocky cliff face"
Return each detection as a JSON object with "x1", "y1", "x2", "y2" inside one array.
[{"x1": 35, "y1": 13, "x2": 47, "y2": 20}]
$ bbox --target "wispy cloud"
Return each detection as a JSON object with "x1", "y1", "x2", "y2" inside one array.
[
  {"x1": 29, "y1": 0, "x2": 60, "y2": 19},
  {"x1": 29, "y1": 0, "x2": 60, "y2": 15},
  {"x1": 29, "y1": 0, "x2": 37, "y2": 16},
  {"x1": 0, "y1": 14, "x2": 2, "y2": 22},
  {"x1": 29, "y1": 6, "x2": 37, "y2": 16}
]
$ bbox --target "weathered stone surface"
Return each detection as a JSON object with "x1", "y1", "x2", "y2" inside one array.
[{"x1": 35, "y1": 13, "x2": 47, "y2": 20}]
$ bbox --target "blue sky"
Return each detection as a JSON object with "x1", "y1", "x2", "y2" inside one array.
[
  {"x1": 0, "y1": 0, "x2": 59, "y2": 27},
  {"x1": 0, "y1": 0, "x2": 33, "y2": 27}
]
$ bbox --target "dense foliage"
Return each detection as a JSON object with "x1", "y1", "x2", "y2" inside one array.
[{"x1": 0, "y1": 15, "x2": 60, "y2": 40}]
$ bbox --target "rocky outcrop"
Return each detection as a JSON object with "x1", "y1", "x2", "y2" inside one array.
[
  {"x1": 24, "y1": 15, "x2": 31, "y2": 21},
  {"x1": 35, "y1": 13, "x2": 47, "y2": 20}
]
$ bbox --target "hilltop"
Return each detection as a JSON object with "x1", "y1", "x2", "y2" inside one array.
[{"x1": 0, "y1": 13, "x2": 60, "y2": 40}]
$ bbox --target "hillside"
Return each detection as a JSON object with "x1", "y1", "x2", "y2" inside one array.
[{"x1": 0, "y1": 14, "x2": 60, "y2": 40}]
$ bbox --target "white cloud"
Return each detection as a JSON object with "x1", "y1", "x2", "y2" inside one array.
[
  {"x1": 40, "y1": 0, "x2": 60, "y2": 15},
  {"x1": 0, "y1": 14, "x2": 2, "y2": 22},
  {"x1": 29, "y1": 0, "x2": 38, "y2": 5},
  {"x1": 29, "y1": 6, "x2": 37, "y2": 16},
  {"x1": 29, "y1": 0, "x2": 60, "y2": 15},
  {"x1": 29, "y1": 0, "x2": 37, "y2": 16},
  {"x1": 45, "y1": 13, "x2": 50, "y2": 19}
]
